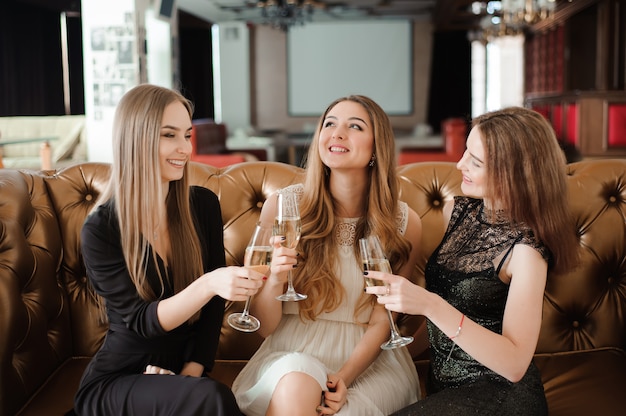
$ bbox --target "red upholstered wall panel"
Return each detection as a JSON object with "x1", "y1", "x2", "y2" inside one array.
[
  {"x1": 608, "y1": 103, "x2": 626, "y2": 147},
  {"x1": 566, "y1": 103, "x2": 578, "y2": 145}
]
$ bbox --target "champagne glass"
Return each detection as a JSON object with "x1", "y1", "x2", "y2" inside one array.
[
  {"x1": 227, "y1": 222, "x2": 273, "y2": 332},
  {"x1": 359, "y1": 235, "x2": 414, "y2": 350},
  {"x1": 274, "y1": 191, "x2": 307, "y2": 301}
]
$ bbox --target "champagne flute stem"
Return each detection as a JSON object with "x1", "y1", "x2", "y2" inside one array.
[
  {"x1": 240, "y1": 296, "x2": 253, "y2": 320},
  {"x1": 386, "y1": 309, "x2": 402, "y2": 340},
  {"x1": 285, "y1": 270, "x2": 296, "y2": 294}
]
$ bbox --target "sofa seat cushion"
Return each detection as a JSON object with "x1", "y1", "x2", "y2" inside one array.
[
  {"x1": 16, "y1": 357, "x2": 91, "y2": 416},
  {"x1": 207, "y1": 360, "x2": 249, "y2": 388},
  {"x1": 535, "y1": 347, "x2": 626, "y2": 416}
]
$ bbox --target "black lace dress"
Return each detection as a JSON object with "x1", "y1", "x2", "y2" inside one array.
[{"x1": 392, "y1": 197, "x2": 549, "y2": 416}]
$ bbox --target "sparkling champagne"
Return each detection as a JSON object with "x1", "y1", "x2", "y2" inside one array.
[
  {"x1": 274, "y1": 191, "x2": 306, "y2": 301},
  {"x1": 363, "y1": 259, "x2": 392, "y2": 288},
  {"x1": 244, "y1": 246, "x2": 272, "y2": 276},
  {"x1": 274, "y1": 216, "x2": 301, "y2": 249},
  {"x1": 228, "y1": 223, "x2": 271, "y2": 333}
]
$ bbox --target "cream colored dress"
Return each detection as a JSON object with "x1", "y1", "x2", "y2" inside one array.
[{"x1": 232, "y1": 188, "x2": 421, "y2": 415}]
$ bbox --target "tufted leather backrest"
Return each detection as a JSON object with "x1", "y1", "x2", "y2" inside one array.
[
  {"x1": 537, "y1": 161, "x2": 626, "y2": 353},
  {"x1": 0, "y1": 170, "x2": 68, "y2": 414},
  {"x1": 44, "y1": 163, "x2": 113, "y2": 356},
  {"x1": 1, "y1": 159, "x2": 624, "y2": 415}
]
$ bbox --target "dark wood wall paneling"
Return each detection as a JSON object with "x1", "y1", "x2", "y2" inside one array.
[{"x1": 525, "y1": 0, "x2": 626, "y2": 158}]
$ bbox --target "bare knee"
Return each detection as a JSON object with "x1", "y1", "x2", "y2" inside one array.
[{"x1": 266, "y1": 372, "x2": 322, "y2": 416}]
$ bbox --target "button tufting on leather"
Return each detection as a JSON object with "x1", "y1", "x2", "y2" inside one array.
[{"x1": 1, "y1": 160, "x2": 623, "y2": 415}]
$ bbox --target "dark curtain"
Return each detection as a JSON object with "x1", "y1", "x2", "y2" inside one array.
[
  {"x1": 1, "y1": 3, "x2": 64, "y2": 115},
  {"x1": 1, "y1": 1, "x2": 83, "y2": 116},
  {"x1": 178, "y1": 10, "x2": 214, "y2": 120},
  {"x1": 427, "y1": 30, "x2": 472, "y2": 133},
  {"x1": 66, "y1": 13, "x2": 85, "y2": 115}
]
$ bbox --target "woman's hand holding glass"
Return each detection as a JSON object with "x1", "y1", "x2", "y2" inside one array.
[
  {"x1": 228, "y1": 223, "x2": 273, "y2": 332},
  {"x1": 200, "y1": 265, "x2": 264, "y2": 302},
  {"x1": 265, "y1": 239, "x2": 299, "y2": 286},
  {"x1": 364, "y1": 269, "x2": 428, "y2": 317},
  {"x1": 359, "y1": 235, "x2": 414, "y2": 350}
]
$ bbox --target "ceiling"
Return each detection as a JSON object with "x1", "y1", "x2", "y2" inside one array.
[
  {"x1": 10, "y1": 0, "x2": 484, "y2": 32},
  {"x1": 177, "y1": 0, "x2": 484, "y2": 31}
]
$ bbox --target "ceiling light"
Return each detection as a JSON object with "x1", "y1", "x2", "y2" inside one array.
[{"x1": 254, "y1": 0, "x2": 322, "y2": 31}]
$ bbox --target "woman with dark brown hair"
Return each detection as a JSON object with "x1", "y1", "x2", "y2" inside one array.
[{"x1": 368, "y1": 106, "x2": 579, "y2": 415}]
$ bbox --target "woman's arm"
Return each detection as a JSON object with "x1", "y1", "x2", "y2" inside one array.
[
  {"x1": 157, "y1": 266, "x2": 264, "y2": 331},
  {"x1": 82, "y1": 199, "x2": 263, "y2": 337},
  {"x1": 371, "y1": 243, "x2": 548, "y2": 383},
  {"x1": 459, "y1": 244, "x2": 547, "y2": 380}
]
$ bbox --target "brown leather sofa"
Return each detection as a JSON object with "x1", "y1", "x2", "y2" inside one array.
[{"x1": 1, "y1": 160, "x2": 625, "y2": 416}]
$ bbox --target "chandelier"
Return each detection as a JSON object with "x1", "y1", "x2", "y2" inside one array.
[
  {"x1": 255, "y1": 0, "x2": 321, "y2": 32},
  {"x1": 468, "y1": 0, "x2": 557, "y2": 42}
]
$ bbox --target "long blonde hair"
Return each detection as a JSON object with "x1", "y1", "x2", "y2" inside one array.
[
  {"x1": 293, "y1": 95, "x2": 412, "y2": 321},
  {"x1": 473, "y1": 106, "x2": 579, "y2": 273},
  {"x1": 93, "y1": 84, "x2": 204, "y2": 321}
]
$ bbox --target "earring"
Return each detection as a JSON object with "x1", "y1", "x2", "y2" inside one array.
[{"x1": 369, "y1": 154, "x2": 376, "y2": 167}]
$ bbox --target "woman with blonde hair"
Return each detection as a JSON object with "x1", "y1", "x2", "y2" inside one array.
[
  {"x1": 74, "y1": 84, "x2": 263, "y2": 415},
  {"x1": 367, "y1": 106, "x2": 579, "y2": 415},
  {"x1": 232, "y1": 95, "x2": 422, "y2": 415}
]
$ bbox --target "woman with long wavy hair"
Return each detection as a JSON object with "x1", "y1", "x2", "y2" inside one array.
[
  {"x1": 369, "y1": 107, "x2": 579, "y2": 415},
  {"x1": 232, "y1": 95, "x2": 422, "y2": 415},
  {"x1": 74, "y1": 84, "x2": 263, "y2": 415}
]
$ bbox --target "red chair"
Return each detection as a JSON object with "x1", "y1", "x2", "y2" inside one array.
[
  {"x1": 398, "y1": 118, "x2": 468, "y2": 165},
  {"x1": 190, "y1": 119, "x2": 251, "y2": 167}
]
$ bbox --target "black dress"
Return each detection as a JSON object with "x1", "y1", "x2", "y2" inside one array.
[
  {"x1": 74, "y1": 187, "x2": 242, "y2": 416},
  {"x1": 392, "y1": 197, "x2": 549, "y2": 416}
]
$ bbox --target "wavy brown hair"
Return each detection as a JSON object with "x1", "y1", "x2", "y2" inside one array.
[
  {"x1": 473, "y1": 106, "x2": 579, "y2": 273},
  {"x1": 293, "y1": 95, "x2": 412, "y2": 321},
  {"x1": 93, "y1": 84, "x2": 204, "y2": 322}
]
